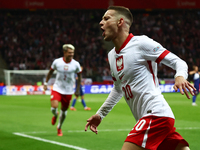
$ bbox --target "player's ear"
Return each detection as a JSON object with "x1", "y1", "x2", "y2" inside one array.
[
  {"x1": 63, "y1": 50, "x2": 67, "y2": 54},
  {"x1": 117, "y1": 18, "x2": 124, "y2": 27}
]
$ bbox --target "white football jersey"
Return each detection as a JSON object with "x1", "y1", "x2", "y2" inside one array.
[
  {"x1": 51, "y1": 57, "x2": 81, "y2": 95},
  {"x1": 96, "y1": 34, "x2": 188, "y2": 121}
]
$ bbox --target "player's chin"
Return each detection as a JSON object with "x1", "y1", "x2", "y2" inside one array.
[
  {"x1": 69, "y1": 56, "x2": 73, "y2": 60},
  {"x1": 104, "y1": 36, "x2": 111, "y2": 41}
]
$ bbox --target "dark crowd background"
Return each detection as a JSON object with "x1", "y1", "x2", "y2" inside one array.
[{"x1": 0, "y1": 9, "x2": 200, "y2": 82}]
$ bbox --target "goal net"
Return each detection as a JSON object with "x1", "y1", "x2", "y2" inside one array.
[{"x1": 4, "y1": 70, "x2": 56, "y2": 86}]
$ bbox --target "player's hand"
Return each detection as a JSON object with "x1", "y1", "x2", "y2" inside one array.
[
  {"x1": 85, "y1": 114, "x2": 101, "y2": 134},
  {"x1": 173, "y1": 76, "x2": 196, "y2": 99},
  {"x1": 43, "y1": 85, "x2": 47, "y2": 91}
]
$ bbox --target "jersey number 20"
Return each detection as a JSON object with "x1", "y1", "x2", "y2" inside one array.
[{"x1": 122, "y1": 84, "x2": 133, "y2": 100}]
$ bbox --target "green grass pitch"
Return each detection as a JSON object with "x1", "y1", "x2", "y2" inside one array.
[{"x1": 0, "y1": 93, "x2": 199, "y2": 150}]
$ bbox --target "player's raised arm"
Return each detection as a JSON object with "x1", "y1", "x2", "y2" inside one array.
[{"x1": 156, "y1": 50, "x2": 195, "y2": 99}]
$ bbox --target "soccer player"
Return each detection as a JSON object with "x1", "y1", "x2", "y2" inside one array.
[
  {"x1": 189, "y1": 65, "x2": 200, "y2": 106},
  {"x1": 70, "y1": 69, "x2": 91, "y2": 111},
  {"x1": 44, "y1": 44, "x2": 82, "y2": 136},
  {"x1": 85, "y1": 6, "x2": 195, "y2": 150}
]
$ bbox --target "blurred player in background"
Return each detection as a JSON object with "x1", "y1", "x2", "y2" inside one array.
[
  {"x1": 44, "y1": 44, "x2": 82, "y2": 136},
  {"x1": 85, "y1": 6, "x2": 195, "y2": 150},
  {"x1": 189, "y1": 65, "x2": 200, "y2": 106},
  {"x1": 70, "y1": 66, "x2": 91, "y2": 111}
]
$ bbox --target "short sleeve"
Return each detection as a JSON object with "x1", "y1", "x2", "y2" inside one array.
[{"x1": 51, "y1": 59, "x2": 57, "y2": 70}]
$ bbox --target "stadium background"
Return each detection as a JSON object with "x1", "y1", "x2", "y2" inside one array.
[
  {"x1": 0, "y1": 0, "x2": 200, "y2": 95},
  {"x1": 0, "y1": 1, "x2": 200, "y2": 150}
]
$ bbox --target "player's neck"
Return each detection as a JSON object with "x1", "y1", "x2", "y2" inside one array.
[
  {"x1": 113, "y1": 32, "x2": 130, "y2": 52},
  {"x1": 63, "y1": 57, "x2": 72, "y2": 63}
]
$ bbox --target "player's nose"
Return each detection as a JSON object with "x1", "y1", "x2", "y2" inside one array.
[{"x1": 99, "y1": 20, "x2": 104, "y2": 26}]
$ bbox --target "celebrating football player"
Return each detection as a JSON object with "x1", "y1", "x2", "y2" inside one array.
[{"x1": 85, "y1": 6, "x2": 195, "y2": 150}]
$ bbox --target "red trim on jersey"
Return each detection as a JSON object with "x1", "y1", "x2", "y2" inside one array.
[
  {"x1": 77, "y1": 71, "x2": 82, "y2": 74},
  {"x1": 119, "y1": 74, "x2": 124, "y2": 80},
  {"x1": 147, "y1": 61, "x2": 156, "y2": 85},
  {"x1": 112, "y1": 76, "x2": 117, "y2": 81},
  {"x1": 63, "y1": 57, "x2": 72, "y2": 63},
  {"x1": 155, "y1": 50, "x2": 170, "y2": 64},
  {"x1": 116, "y1": 33, "x2": 134, "y2": 54}
]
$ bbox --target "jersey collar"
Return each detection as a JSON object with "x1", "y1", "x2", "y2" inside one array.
[
  {"x1": 63, "y1": 57, "x2": 72, "y2": 63},
  {"x1": 116, "y1": 33, "x2": 134, "y2": 54}
]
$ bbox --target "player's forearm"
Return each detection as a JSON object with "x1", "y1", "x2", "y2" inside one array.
[
  {"x1": 161, "y1": 52, "x2": 188, "y2": 79},
  {"x1": 45, "y1": 75, "x2": 51, "y2": 82},
  {"x1": 45, "y1": 69, "x2": 54, "y2": 82},
  {"x1": 96, "y1": 86, "x2": 123, "y2": 120},
  {"x1": 174, "y1": 60, "x2": 188, "y2": 79}
]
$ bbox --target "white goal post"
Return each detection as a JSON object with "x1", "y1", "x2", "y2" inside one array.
[{"x1": 4, "y1": 70, "x2": 56, "y2": 86}]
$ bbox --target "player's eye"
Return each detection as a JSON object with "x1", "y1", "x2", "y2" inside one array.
[{"x1": 103, "y1": 16, "x2": 109, "y2": 21}]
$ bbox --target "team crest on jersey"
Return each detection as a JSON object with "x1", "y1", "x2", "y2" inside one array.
[
  {"x1": 64, "y1": 65, "x2": 68, "y2": 70},
  {"x1": 153, "y1": 46, "x2": 160, "y2": 52},
  {"x1": 116, "y1": 56, "x2": 124, "y2": 71}
]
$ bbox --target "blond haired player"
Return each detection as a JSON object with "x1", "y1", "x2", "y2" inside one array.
[
  {"x1": 44, "y1": 44, "x2": 82, "y2": 136},
  {"x1": 85, "y1": 6, "x2": 195, "y2": 150}
]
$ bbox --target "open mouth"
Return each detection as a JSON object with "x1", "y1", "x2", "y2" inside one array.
[{"x1": 101, "y1": 28, "x2": 105, "y2": 36}]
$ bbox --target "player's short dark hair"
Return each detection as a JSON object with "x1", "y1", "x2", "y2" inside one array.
[{"x1": 108, "y1": 6, "x2": 133, "y2": 26}]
